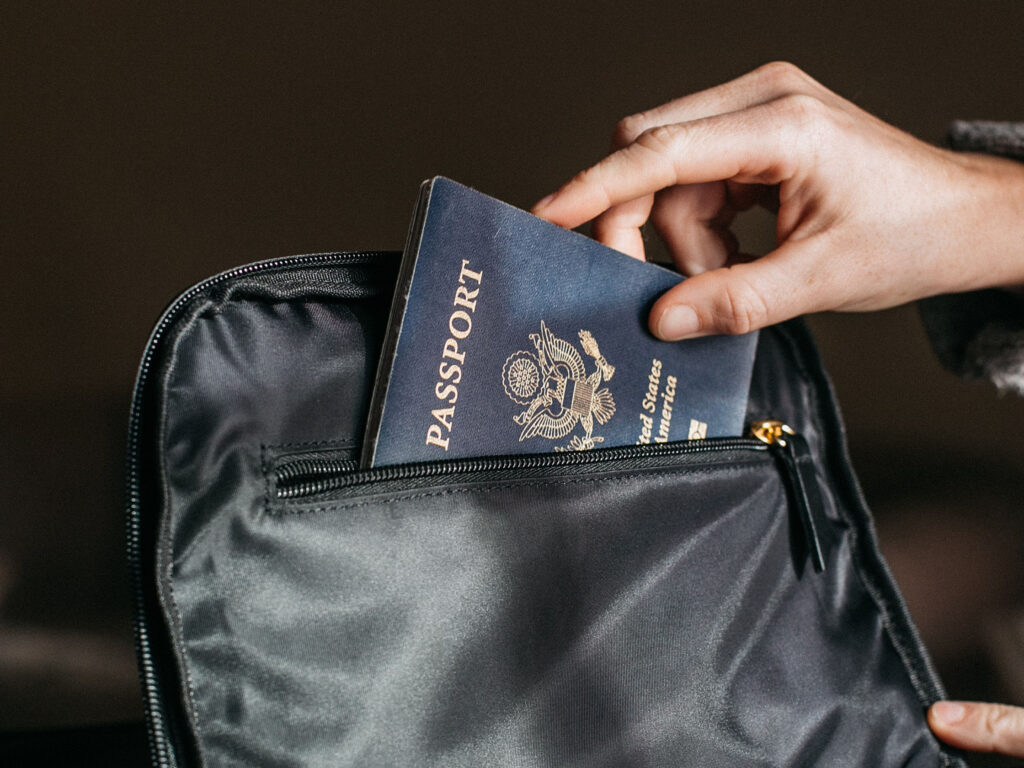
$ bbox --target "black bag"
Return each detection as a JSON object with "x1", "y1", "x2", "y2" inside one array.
[{"x1": 127, "y1": 251, "x2": 965, "y2": 767}]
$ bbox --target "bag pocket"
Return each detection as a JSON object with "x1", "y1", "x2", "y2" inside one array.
[{"x1": 166, "y1": 436, "x2": 944, "y2": 768}]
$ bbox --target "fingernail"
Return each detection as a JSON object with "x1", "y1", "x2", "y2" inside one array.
[
  {"x1": 658, "y1": 305, "x2": 701, "y2": 340},
  {"x1": 532, "y1": 192, "x2": 557, "y2": 212},
  {"x1": 932, "y1": 702, "x2": 967, "y2": 725}
]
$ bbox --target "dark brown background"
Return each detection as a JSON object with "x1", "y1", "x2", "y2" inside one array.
[{"x1": 3, "y1": 0, "x2": 1022, "y2": 758}]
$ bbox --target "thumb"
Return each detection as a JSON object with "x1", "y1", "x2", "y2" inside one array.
[
  {"x1": 928, "y1": 701, "x2": 1024, "y2": 757},
  {"x1": 649, "y1": 242, "x2": 819, "y2": 340}
]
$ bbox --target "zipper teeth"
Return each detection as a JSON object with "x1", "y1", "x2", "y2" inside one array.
[
  {"x1": 125, "y1": 251, "x2": 393, "y2": 765},
  {"x1": 275, "y1": 458, "x2": 361, "y2": 497},
  {"x1": 276, "y1": 437, "x2": 766, "y2": 499},
  {"x1": 276, "y1": 457, "x2": 361, "y2": 482}
]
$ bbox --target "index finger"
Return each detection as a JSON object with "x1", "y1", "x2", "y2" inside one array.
[{"x1": 533, "y1": 97, "x2": 805, "y2": 229}]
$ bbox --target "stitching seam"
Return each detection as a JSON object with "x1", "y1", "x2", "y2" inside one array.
[{"x1": 265, "y1": 438, "x2": 358, "y2": 451}]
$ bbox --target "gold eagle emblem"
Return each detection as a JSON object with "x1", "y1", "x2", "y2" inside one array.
[{"x1": 501, "y1": 321, "x2": 616, "y2": 451}]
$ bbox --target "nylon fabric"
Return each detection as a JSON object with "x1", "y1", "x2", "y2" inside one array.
[{"x1": 149, "y1": 263, "x2": 955, "y2": 766}]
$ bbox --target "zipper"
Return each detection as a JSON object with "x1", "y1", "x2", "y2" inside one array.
[
  {"x1": 274, "y1": 436, "x2": 769, "y2": 499},
  {"x1": 125, "y1": 251, "x2": 396, "y2": 767},
  {"x1": 274, "y1": 455, "x2": 361, "y2": 498},
  {"x1": 750, "y1": 420, "x2": 827, "y2": 573}
]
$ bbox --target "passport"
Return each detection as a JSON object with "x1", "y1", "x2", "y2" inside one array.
[{"x1": 361, "y1": 177, "x2": 758, "y2": 467}]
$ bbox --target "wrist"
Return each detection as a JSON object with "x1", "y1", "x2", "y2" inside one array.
[{"x1": 948, "y1": 151, "x2": 1024, "y2": 293}]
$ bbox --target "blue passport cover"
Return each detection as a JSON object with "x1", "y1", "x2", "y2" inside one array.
[{"x1": 362, "y1": 177, "x2": 758, "y2": 467}]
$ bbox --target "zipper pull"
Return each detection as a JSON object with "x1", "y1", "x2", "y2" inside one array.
[{"x1": 750, "y1": 420, "x2": 827, "y2": 573}]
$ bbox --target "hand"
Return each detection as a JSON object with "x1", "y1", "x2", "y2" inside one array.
[
  {"x1": 533, "y1": 62, "x2": 1024, "y2": 340},
  {"x1": 929, "y1": 700, "x2": 1024, "y2": 758}
]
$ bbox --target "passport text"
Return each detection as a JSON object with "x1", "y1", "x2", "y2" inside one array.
[{"x1": 425, "y1": 259, "x2": 483, "y2": 451}]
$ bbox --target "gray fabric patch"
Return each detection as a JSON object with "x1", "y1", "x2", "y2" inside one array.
[{"x1": 946, "y1": 120, "x2": 1024, "y2": 160}]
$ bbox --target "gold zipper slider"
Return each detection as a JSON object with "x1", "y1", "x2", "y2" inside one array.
[
  {"x1": 748, "y1": 419, "x2": 827, "y2": 573},
  {"x1": 749, "y1": 419, "x2": 795, "y2": 446}
]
